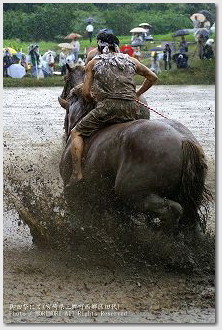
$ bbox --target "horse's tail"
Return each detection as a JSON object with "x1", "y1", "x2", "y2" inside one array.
[{"x1": 178, "y1": 140, "x2": 212, "y2": 232}]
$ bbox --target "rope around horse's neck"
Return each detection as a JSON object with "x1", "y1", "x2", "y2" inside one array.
[{"x1": 135, "y1": 99, "x2": 169, "y2": 119}]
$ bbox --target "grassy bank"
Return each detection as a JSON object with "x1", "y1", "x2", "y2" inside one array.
[
  {"x1": 3, "y1": 56, "x2": 215, "y2": 88},
  {"x1": 3, "y1": 33, "x2": 206, "y2": 53}
]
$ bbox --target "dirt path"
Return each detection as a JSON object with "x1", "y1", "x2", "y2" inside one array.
[{"x1": 3, "y1": 86, "x2": 215, "y2": 325}]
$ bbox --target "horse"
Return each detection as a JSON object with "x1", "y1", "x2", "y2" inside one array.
[{"x1": 58, "y1": 64, "x2": 211, "y2": 234}]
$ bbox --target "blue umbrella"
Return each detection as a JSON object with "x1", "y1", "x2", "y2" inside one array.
[
  {"x1": 195, "y1": 28, "x2": 210, "y2": 38},
  {"x1": 98, "y1": 28, "x2": 114, "y2": 35},
  {"x1": 173, "y1": 29, "x2": 190, "y2": 37},
  {"x1": 199, "y1": 10, "x2": 214, "y2": 25},
  {"x1": 84, "y1": 17, "x2": 96, "y2": 23},
  {"x1": 148, "y1": 47, "x2": 164, "y2": 51},
  {"x1": 15, "y1": 52, "x2": 23, "y2": 59},
  {"x1": 144, "y1": 35, "x2": 154, "y2": 41}
]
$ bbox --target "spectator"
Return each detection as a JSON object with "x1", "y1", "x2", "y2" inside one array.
[
  {"x1": 197, "y1": 34, "x2": 206, "y2": 59},
  {"x1": 192, "y1": 15, "x2": 201, "y2": 32},
  {"x1": 163, "y1": 43, "x2": 172, "y2": 70},
  {"x1": 150, "y1": 51, "x2": 161, "y2": 74},
  {"x1": 70, "y1": 37, "x2": 80, "y2": 63},
  {"x1": 86, "y1": 23, "x2": 94, "y2": 43},
  {"x1": 203, "y1": 20, "x2": 211, "y2": 30},
  {"x1": 20, "y1": 54, "x2": 29, "y2": 72},
  {"x1": 28, "y1": 44, "x2": 41, "y2": 77},
  {"x1": 179, "y1": 36, "x2": 188, "y2": 54},
  {"x1": 203, "y1": 38, "x2": 214, "y2": 59},
  {"x1": 175, "y1": 54, "x2": 188, "y2": 69},
  {"x1": 3, "y1": 48, "x2": 13, "y2": 77},
  {"x1": 42, "y1": 51, "x2": 55, "y2": 76},
  {"x1": 131, "y1": 33, "x2": 143, "y2": 42},
  {"x1": 133, "y1": 47, "x2": 142, "y2": 61},
  {"x1": 59, "y1": 49, "x2": 68, "y2": 75}
]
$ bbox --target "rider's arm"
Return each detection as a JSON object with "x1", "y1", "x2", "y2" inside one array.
[
  {"x1": 85, "y1": 48, "x2": 98, "y2": 65},
  {"x1": 132, "y1": 58, "x2": 158, "y2": 98},
  {"x1": 82, "y1": 59, "x2": 95, "y2": 99}
]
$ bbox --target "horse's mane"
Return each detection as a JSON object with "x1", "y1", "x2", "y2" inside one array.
[
  {"x1": 68, "y1": 82, "x2": 96, "y2": 134},
  {"x1": 65, "y1": 64, "x2": 85, "y2": 83}
]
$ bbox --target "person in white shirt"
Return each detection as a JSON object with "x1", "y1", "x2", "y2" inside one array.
[{"x1": 86, "y1": 23, "x2": 94, "y2": 43}]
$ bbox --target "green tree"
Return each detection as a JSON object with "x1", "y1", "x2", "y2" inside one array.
[
  {"x1": 103, "y1": 5, "x2": 137, "y2": 35},
  {"x1": 3, "y1": 3, "x2": 216, "y2": 40}
]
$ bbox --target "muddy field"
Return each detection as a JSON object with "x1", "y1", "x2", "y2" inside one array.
[{"x1": 3, "y1": 85, "x2": 215, "y2": 325}]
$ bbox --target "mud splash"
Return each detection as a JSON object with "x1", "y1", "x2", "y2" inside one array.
[
  {"x1": 3, "y1": 125, "x2": 215, "y2": 274},
  {"x1": 3, "y1": 86, "x2": 215, "y2": 324}
]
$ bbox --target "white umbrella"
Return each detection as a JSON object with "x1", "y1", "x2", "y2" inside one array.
[
  {"x1": 7, "y1": 64, "x2": 26, "y2": 78},
  {"x1": 42, "y1": 50, "x2": 57, "y2": 60},
  {"x1": 130, "y1": 27, "x2": 147, "y2": 33},
  {"x1": 139, "y1": 23, "x2": 151, "y2": 27},
  {"x1": 190, "y1": 13, "x2": 206, "y2": 22},
  {"x1": 58, "y1": 43, "x2": 73, "y2": 50},
  {"x1": 210, "y1": 22, "x2": 215, "y2": 33}
]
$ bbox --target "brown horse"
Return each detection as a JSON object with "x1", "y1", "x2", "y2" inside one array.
[{"x1": 58, "y1": 64, "x2": 211, "y2": 233}]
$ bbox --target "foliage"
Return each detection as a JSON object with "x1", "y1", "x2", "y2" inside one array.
[
  {"x1": 3, "y1": 3, "x2": 216, "y2": 41},
  {"x1": 102, "y1": 5, "x2": 138, "y2": 35}
]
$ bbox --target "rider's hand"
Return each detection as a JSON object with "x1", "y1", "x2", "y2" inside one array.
[{"x1": 83, "y1": 92, "x2": 94, "y2": 101}]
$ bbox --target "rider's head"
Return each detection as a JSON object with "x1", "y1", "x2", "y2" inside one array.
[{"x1": 96, "y1": 32, "x2": 120, "y2": 53}]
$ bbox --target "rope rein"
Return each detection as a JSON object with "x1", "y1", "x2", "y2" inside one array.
[{"x1": 135, "y1": 99, "x2": 169, "y2": 119}]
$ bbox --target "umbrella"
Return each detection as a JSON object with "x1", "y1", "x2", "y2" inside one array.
[
  {"x1": 84, "y1": 17, "x2": 96, "y2": 23},
  {"x1": 148, "y1": 47, "x2": 164, "y2": 52},
  {"x1": 130, "y1": 27, "x2": 147, "y2": 33},
  {"x1": 58, "y1": 43, "x2": 73, "y2": 50},
  {"x1": 64, "y1": 33, "x2": 82, "y2": 39},
  {"x1": 173, "y1": 29, "x2": 190, "y2": 37},
  {"x1": 43, "y1": 50, "x2": 57, "y2": 57},
  {"x1": 3, "y1": 47, "x2": 17, "y2": 54},
  {"x1": 7, "y1": 64, "x2": 26, "y2": 78},
  {"x1": 190, "y1": 13, "x2": 206, "y2": 22},
  {"x1": 210, "y1": 22, "x2": 215, "y2": 33},
  {"x1": 199, "y1": 10, "x2": 214, "y2": 25},
  {"x1": 15, "y1": 52, "x2": 23, "y2": 59},
  {"x1": 144, "y1": 35, "x2": 154, "y2": 41},
  {"x1": 41, "y1": 50, "x2": 57, "y2": 62},
  {"x1": 98, "y1": 28, "x2": 114, "y2": 35},
  {"x1": 120, "y1": 45, "x2": 134, "y2": 56},
  {"x1": 139, "y1": 23, "x2": 152, "y2": 27},
  {"x1": 195, "y1": 28, "x2": 210, "y2": 38}
]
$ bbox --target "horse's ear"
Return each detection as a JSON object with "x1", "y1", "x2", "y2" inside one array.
[
  {"x1": 66, "y1": 63, "x2": 72, "y2": 72},
  {"x1": 58, "y1": 96, "x2": 69, "y2": 110}
]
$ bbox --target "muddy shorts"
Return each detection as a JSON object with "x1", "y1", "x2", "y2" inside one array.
[{"x1": 74, "y1": 98, "x2": 150, "y2": 137}]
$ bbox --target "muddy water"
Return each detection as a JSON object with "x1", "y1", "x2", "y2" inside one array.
[{"x1": 3, "y1": 86, "x2": 215, "y2": 324}]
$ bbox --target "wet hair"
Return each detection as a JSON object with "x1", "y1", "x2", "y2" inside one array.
[{"x1": 96, "y1": 32, "x2": 120, "y2": 52}]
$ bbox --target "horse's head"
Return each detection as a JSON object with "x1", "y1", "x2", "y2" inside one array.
[
  {"x1": 59, "y1": 64, "x2": 85, "y2": 103},
  {"x1": 58, "y1": 63, "x2": 95, "y2": 135}
]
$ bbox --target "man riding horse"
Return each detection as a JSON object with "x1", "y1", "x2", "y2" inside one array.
[{"x1": 68, "y1": 33, "x2": 158, "y2": 186}]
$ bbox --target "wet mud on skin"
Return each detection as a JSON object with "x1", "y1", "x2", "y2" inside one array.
[{"x1": 3, "y1": 86, "x2": 215, "y2": 324}]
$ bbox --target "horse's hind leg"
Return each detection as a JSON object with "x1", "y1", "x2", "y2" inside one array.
[{"x1": 135, "y1": 193, "x2": 183, "y2": 229}]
